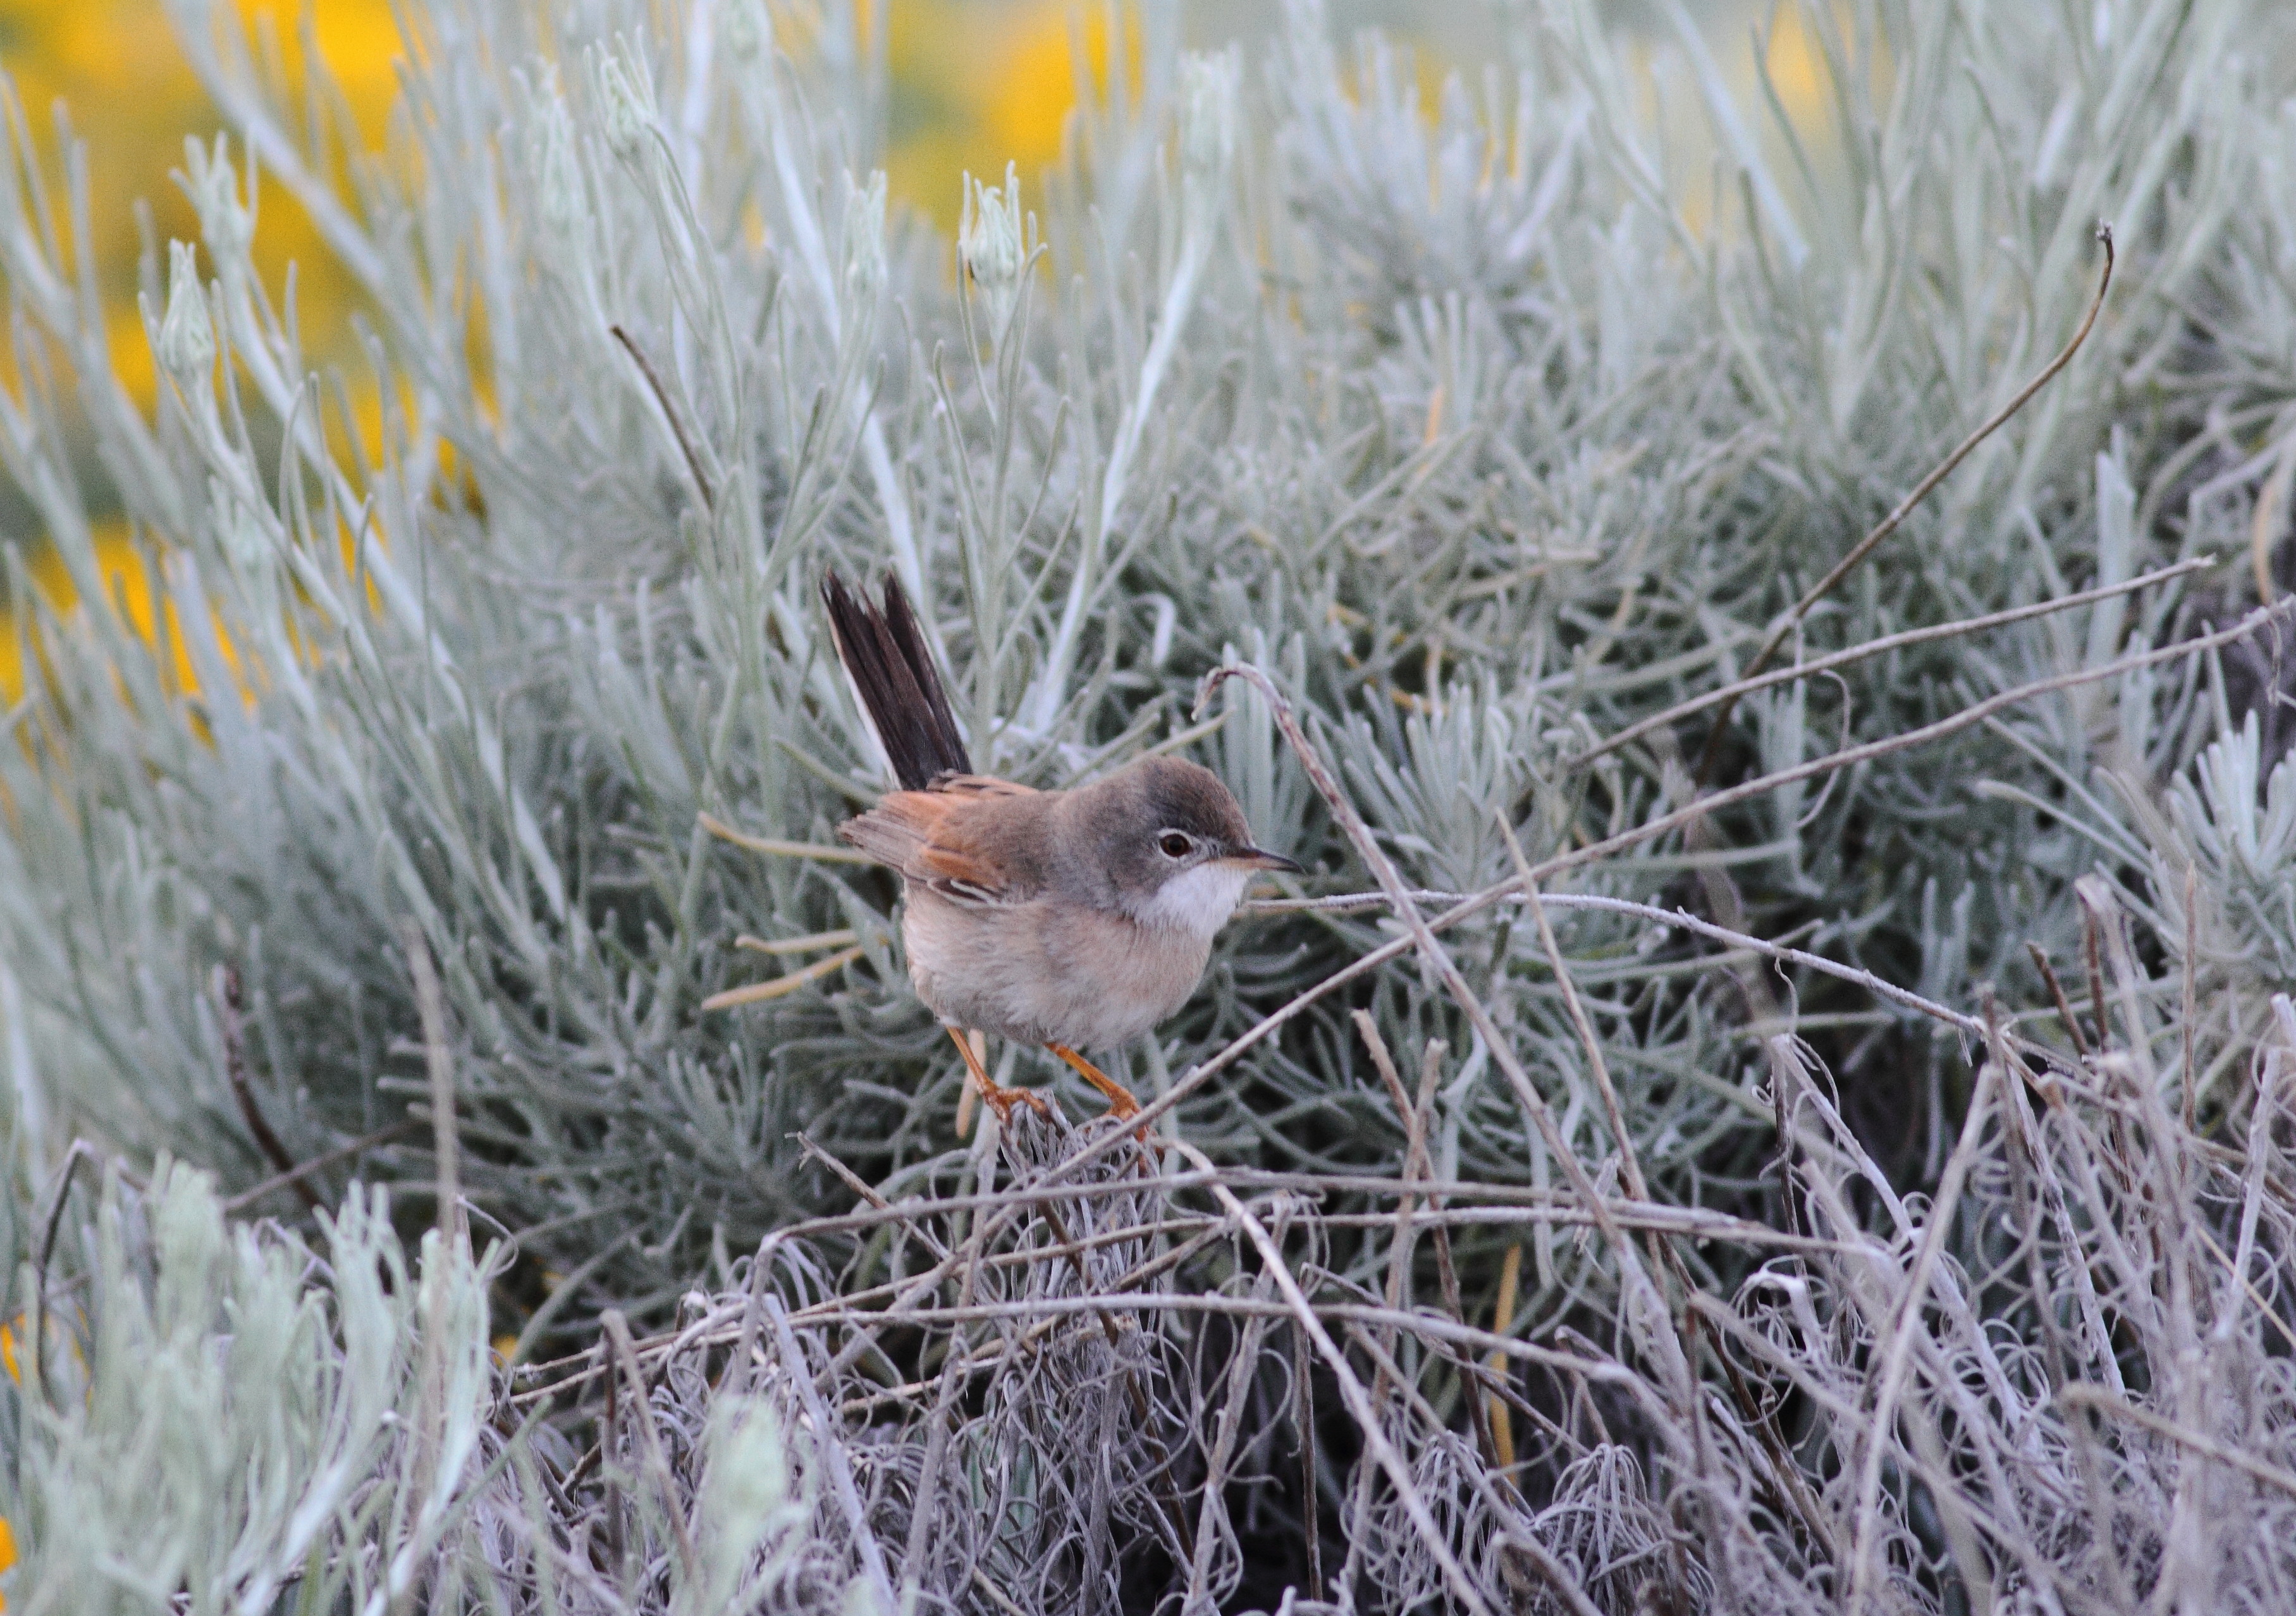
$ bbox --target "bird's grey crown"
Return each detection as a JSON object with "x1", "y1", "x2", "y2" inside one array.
[{"x1": 1127, "y1": 756, "x2": 1256, "y2": 847}]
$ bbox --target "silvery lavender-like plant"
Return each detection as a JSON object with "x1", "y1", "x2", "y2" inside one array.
[{"x1": 5, "y1": 0, "x2": 2296, "y2": 1608}]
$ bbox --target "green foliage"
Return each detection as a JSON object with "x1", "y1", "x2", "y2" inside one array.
[
  {"x1": 3, "y1": 0, "x2": 2296, "y2": 1608},
  {"x1": 4, "y1": 1161, "x2": 502, "y2": 1612}
]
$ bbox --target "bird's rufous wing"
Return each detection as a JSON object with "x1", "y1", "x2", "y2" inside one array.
[{"x1": 835, "y1": 777, "x2": 1041, "y2": 906}]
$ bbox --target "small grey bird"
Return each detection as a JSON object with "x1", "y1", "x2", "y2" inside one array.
[{"x1": 823, "y1": 571, "x2": 1300, "y2": 1119}]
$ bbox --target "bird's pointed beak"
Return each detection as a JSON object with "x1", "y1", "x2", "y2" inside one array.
[{"x1": 1227, "y1": 846, "x2": 1304, "y2": 874}]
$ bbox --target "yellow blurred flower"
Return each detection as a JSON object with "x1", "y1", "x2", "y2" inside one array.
[
  {"x1": 0, "y1": 0, "x2": 1095, "y2": 691},
  {"x1": 887, "y1": 0, "x2": 1114, "y2": 223},
  {"x1": 0, "y1": 520, "x2": 210, "y2": 708}
]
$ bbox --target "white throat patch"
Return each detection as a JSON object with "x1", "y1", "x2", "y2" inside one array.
[{"x1": 1132, "y1": 861, "x2": 1254, "y2": 941}]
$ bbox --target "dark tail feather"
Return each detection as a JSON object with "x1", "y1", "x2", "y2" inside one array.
[{"x1": 821, "y1": 571, "x2": 971, "y2": 791}]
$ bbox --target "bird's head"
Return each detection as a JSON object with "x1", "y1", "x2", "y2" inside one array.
[{"x1": 1071, "y1": 756, "x2": 1302, "y2": 939}]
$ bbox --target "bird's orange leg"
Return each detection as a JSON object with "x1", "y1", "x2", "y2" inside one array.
[
  {"x1": 949, "y1": 1028, "x2": 1050, "y2": 1121},
  {"x1": 1046, "y1": 1044, "x2": 1140, "y2": 1120}
]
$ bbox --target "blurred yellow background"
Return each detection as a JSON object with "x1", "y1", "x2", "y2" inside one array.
[
  {"x1": 0, "y1": 0, "x2": 1123, "y2": 705},
  {"x1": 0, "y1": 0, "x2": 1170, "y2": 408},
  {"x1": 0, "y1": 0, "x2": 1818, "y2": 707}
]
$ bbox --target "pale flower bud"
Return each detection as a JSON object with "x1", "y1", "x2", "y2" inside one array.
[
  {"x1": 597, "y1": 49, "x2": 653, "y2": 157},
  {"x1": 723, "y1": 0, "x2": 771, "y2": 62},
  {"x1": 961, "y1": 164, "x2": 1024, "y2": 302},
  {"x1": 1179, "y1": 50, "x2": 1239, "y2": 230},
  {"x1": 158, "y1": 240, "x2": 214, "y2": 379},
  {"x1": 841, "y1": 171, "x2": 888, "y2": 310},
  {"x1": 533, "y1": 96, "x2": 586, "y2": 245}
]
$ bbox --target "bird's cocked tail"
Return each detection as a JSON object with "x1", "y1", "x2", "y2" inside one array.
[{"x1": 821, "y1": 571, "x2": 972, "y2": 791}]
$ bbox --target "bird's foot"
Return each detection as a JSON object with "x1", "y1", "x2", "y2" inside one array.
[
  {"x1": 948, "y1": 1027, "x2": 1052, "y2": 1123},
  {"x1": 1047, "y1": 1044, "x2": 1152, "y2": 1141}
]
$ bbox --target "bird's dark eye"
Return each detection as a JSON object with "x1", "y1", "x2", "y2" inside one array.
[{"x1": 1157, "y1": 831, "x2": 1193, "y2": 859}]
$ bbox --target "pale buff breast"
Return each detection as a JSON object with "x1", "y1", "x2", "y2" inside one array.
[{"x1": 902, "y1": 887, "x2": 1214, "y2": 1051}]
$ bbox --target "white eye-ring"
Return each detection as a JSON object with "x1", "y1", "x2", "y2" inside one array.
[{"x1": 1157, "y1": 830, "x2": 1194, "y2": 859}]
